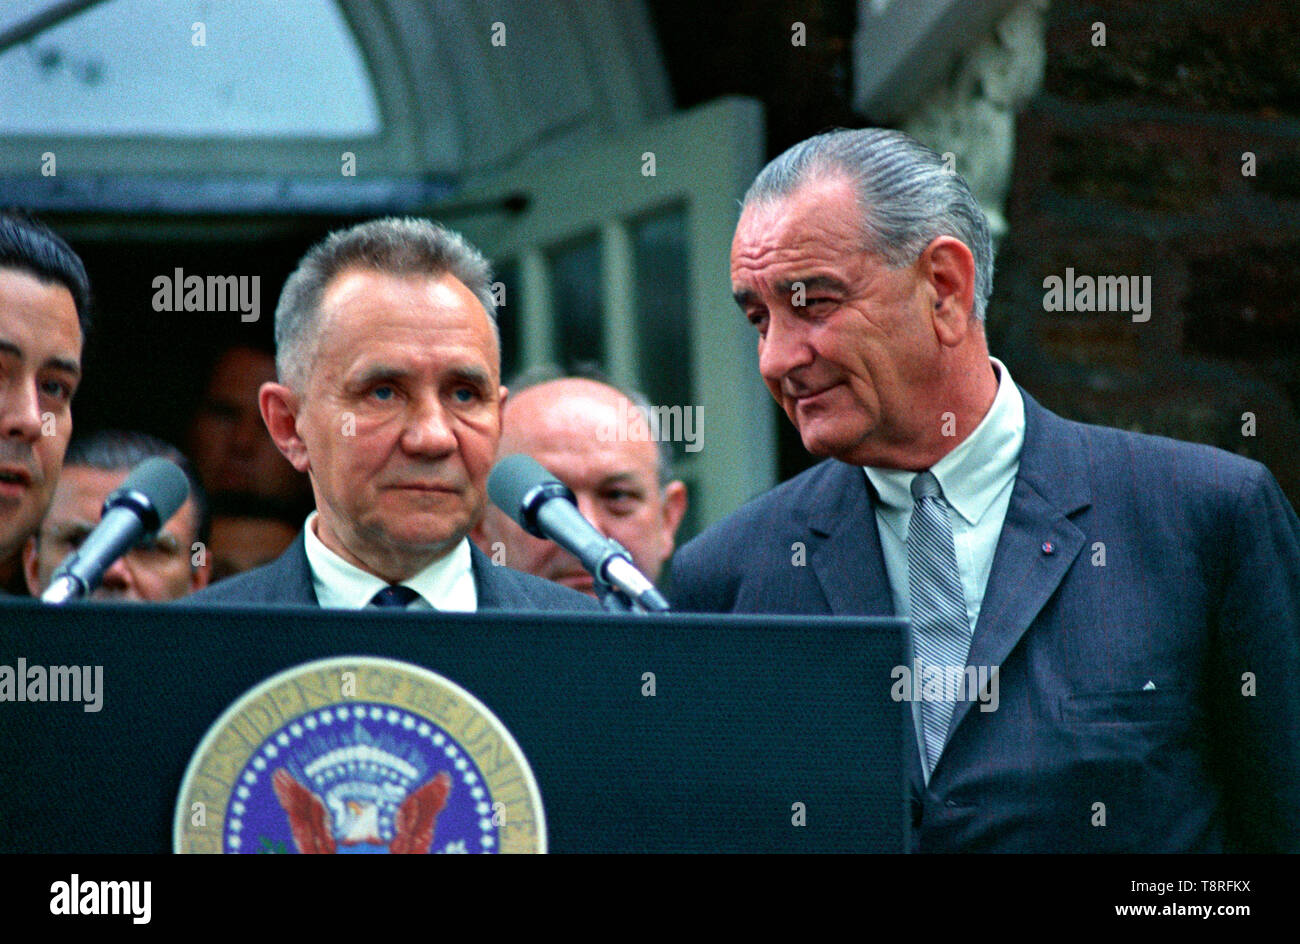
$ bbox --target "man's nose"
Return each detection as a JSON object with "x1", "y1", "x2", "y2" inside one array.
[
  {"x1": 575, "y1": 493, "x2": 610, "y2": 537},
  {"x1": 758, "y1": 312, "x2": 814, "y2": 383},
  {"x1": 403, "y1": 394, "x2": 458, "y2": 456},
  {"x1": 1, "y1": 376, "x2": 47, "y2": 442},
  {"x1": 99, "y1": 554, "x2": 133, "y2": 591}
]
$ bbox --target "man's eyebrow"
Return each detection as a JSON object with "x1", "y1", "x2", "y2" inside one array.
[
  {"x1": 351, "y1": 363, "x2": 409, "y2": 387},
  {"x1": 599, "y1": 472, "x2": 648, "y2": 491},
  {"x1": 0, "y1": 339, "x2": 81, "y2": 380},
  {"x1": 733, "y1": 276, "x2": 850, "y2": 308},
  {"x1": 45, "y1": 356, "x2": 81, "y2": 379},
  {"x1": 776, "y1": 275, "x2": 848, "y2": 295},
  {"x1": 447, "y1": 365, "x2": 492, "y2": 388}
]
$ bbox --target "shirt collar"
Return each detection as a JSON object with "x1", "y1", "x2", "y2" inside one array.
[
  {"x1": 301, "y1": 511, "x2": 476, "y2": 610},
  {"x1": 864, "y1": 357, "x2": 1025, "y2": 529}
]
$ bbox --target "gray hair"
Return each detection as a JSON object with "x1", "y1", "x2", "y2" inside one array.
[
  {"x1": 274, "y1": 217, "x2": 498, "y2": 389},
  {"x1": 62, "y1": 429, "x2": 209, "y2": 547},
  {"x1": 744, "y1": 128, "x2": 995, "y2": 321},
  {"x1": 506, "y1": 362, "x2": 675, "y2": 485}
]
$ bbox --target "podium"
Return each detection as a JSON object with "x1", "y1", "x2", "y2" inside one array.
[{"x1": 0, "y1": 599, "x2": 905, "y2": 853}]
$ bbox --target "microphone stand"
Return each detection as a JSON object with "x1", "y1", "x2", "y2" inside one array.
[{"x1": 590, "y1": 539, "x2": 660, "y2": 614}]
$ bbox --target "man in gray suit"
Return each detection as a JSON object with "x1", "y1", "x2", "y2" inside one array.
[
  {"x1": 671, "y1": 129, "x2": 1300, "y2": 852},
  {"x1": 189, "y1": 218, "x2": 595, "y2": 613}
]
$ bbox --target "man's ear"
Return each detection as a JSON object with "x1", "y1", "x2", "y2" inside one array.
[
  {"x1": 660, "y1": 480, "x2": 689, "y2": 554},
  {"x1": 21, "y1": 535, "x2": 41, "y2": 597},
  {"x1": 921, "y1": 236, "x2": 977, "y2": 347},
  {"x1": 190, "y1": 553, "x2": 212, "y2": 592},
  {"x1": 259, "y1": 381, "x2": 309, "y2": 473}
]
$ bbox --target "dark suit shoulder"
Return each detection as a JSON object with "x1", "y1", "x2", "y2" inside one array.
[
  {"x1": 184, "y1": 559, "x2": 311, "y2": 607},
  {"x1": 670, "y1": 459, "x2": 859, "y2": 612},
  {"x1": 184, "y1": 533, "x2": 316, "y2": 607},
  {"x1": 480, "y1": 561, "x2": 603, "y2": 612},
  {"x1": 1058, "y1": 412, "x2": 1276, "y2": 523}
]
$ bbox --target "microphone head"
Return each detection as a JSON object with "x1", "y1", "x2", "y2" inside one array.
[
  {"x1": 488, "y1": 454, "x2": 574, "y2": 537},
  {"x1": 104, "y1": 457, "x2": 191, "y2": 532}
]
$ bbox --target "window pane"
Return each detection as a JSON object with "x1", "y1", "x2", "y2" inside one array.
[
  {"x1": 493, "y1": 259, "x2": 521, "y2": 382},
  {"x1": 549, "y1": 237, "x2": 604, "y2": 369},
  {"x1": 632, "y1": 206, "x2": 691, "y2": 407}
]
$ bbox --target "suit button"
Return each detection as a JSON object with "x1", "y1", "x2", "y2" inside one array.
[{"x1": 910, "y1": 797, "x2": 923, "y2": 827}]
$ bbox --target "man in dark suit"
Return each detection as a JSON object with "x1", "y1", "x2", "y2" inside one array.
[
  {"x1": 188, "y1": 218, "x2": 595, "y2": 614},
  {"x1": 670, "y1": 129, "x2": 1300, "y2": 852}
]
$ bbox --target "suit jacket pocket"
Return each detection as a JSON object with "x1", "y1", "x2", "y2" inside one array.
[{"x1": 1061, "y1": 688, "x2": 1188, "y2": 725}]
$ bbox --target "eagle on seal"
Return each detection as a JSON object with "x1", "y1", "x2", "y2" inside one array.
[{"x1": 271, "y1": 768, "x2": 452, "y2": 854}]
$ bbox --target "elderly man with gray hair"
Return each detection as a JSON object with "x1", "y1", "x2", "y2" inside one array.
[
  {"x1": 671, "y1": 128, "x2": 1300, "y2": 852},
  {"x1": 188, "y1": 217, "x2": 596, "y2": 613}
]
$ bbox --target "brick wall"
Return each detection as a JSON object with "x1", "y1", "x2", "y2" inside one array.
[{"x1": 992, "y1": 0, "x2": 1300, "y2": 504}]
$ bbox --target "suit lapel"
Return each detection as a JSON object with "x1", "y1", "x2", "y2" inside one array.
[
  {"x1": 806, "y1": 462, "x2": 896, "y2": 616},
  {"x1": 945, "y1": 391, "x2": 1091, "y2": 742},
  {"x1": 801, "y1": 462, "x2": 927, "y2": 794}
]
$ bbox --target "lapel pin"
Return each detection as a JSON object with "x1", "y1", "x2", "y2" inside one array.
[{"x1": 1041, "y1": 541, "x2": 1055, "y2": 555}]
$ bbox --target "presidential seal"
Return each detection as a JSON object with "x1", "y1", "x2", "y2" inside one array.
[{"x1": 173, "y1": 657, "x2": 546, "y2": 854}]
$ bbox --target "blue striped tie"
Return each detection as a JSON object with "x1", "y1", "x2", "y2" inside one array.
[{"x1": 907, "y1": 471, "x2": 972, "y2": 776}]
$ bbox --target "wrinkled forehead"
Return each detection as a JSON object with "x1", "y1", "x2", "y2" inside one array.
[
  {"x1": 316, "y1": 268, "x2": 499, "y2": 373},
  {"x1": 734, "y1": 175, "x2": 863, "y2": 256}
]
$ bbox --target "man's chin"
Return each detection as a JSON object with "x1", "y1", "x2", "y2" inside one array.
[{"x1": 797, "y1": 427, "x2": 853, "y2": 460}]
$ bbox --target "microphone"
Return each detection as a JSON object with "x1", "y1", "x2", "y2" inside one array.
[
  {"x1": 40, "y1": 457, "x2": 190, "y2": 605},
  {"x1": 487, "y1": 454, "x2": 671, "y2": 613}
]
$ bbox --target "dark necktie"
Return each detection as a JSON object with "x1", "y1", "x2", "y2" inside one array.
[
  {"x1": 368, "y1": 585, "x2": 421, "y2": 609},
  {"x1": 907, "y1": 470, "x2": 973, "y2": 777}
]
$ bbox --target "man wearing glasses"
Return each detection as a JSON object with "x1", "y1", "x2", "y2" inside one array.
[{"x1": 23, "y1": 429, "x2": 210, "y2": 602}]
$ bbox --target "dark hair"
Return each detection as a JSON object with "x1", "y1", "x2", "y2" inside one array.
[
  {"x1": 0, "y1": 210, "x2": 92, "y2": 336},
  {"x1": 64, "y1": 430, "x2": 209, "y2": 548}
]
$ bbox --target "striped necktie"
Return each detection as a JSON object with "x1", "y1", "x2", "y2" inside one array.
[{"x1": 907, "y1": 471, "x2": 973, "y2": 777}]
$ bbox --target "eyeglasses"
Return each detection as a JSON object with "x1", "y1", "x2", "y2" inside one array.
[{"x1": 40, "y1": 523, "x2": 187, "y2": 561}]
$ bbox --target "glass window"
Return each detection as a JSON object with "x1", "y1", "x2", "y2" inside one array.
[
  {"x1": 632, "y1": 204, "x2": 691, "y2": 451},
  {"x1": 492, "y1": 258, "x2": 521, "y2": 382},
  {"x1": 0, "y1": 0, "x2": 380, "y2": 137},
  {"x1": 549, "y1": 236, "x2": 604, "y2": 369}
]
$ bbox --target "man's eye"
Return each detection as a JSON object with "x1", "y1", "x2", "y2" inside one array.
[
  {"x1": 452, "y1": 387, "x2": 479, "y2": 404},
  {"x1": 372, "y1": 385, "x2": 396, "y2": 401},
  {"x1": 57, "y1": 530, "x2": 89, "y2": 549},
  {"x1": 39, "y1": 379, "x2": 72, "y2": 400}
]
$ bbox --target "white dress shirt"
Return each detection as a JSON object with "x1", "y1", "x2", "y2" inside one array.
[
  {"x1": 864, "y1": 358, "x2": 1025, "y2": 779},
  {"x1": 301, "y1": 511, "x2": 478, "y2": 611}
]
